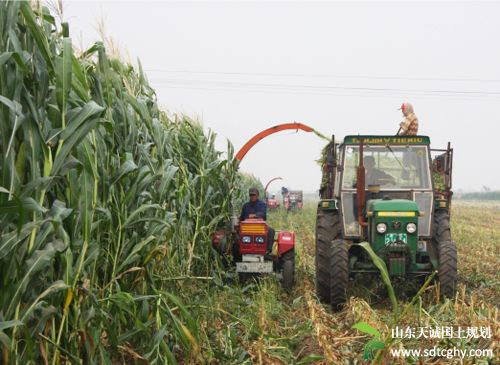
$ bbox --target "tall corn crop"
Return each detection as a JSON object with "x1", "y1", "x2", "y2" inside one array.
[
  {"x1": 233, "y1": 172, "x2": 264, "y2": 208},
  {"x1": 0, "y1": 2, "x2": 240, "y2": 363}
]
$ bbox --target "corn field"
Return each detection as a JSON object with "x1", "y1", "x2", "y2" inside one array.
[{"x1": 0, "y1": 1, "x2": 244, "y2": 363}]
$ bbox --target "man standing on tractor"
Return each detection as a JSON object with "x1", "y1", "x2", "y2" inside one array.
[
  {"x1": 240, "y1": 187, "x2": 275, "y2": 253},
  {"x1": 398, "y1": 102, "x2": 419, "y2": 136}
]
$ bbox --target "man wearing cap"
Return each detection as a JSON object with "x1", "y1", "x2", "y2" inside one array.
[
  {"x1": 398, "y1": 102, "x2": 419, "y2": 136},
  {"x1": 240, "y1": 187, "x2": 267, "y2": 221},
  {"x1": 240, "y1": 187, "x2": 274, "y2": 252}
]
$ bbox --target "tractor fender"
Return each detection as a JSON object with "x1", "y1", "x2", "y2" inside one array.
[{"x1": 277, "y1": 231, "x2": 295, "y2": 255}]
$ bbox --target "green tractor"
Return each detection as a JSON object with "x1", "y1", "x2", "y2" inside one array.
[{"x1": 316, "y1": 135, "x2": 457, "y2": 310}]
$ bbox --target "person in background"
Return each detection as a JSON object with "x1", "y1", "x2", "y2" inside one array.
[{"x1": 398, "y1": 102, "x2": 419, "y2": 136}]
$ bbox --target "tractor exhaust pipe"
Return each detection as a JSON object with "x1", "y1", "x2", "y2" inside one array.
[{"x1": 357, "y1": 141, "x2": 368, "y2": 233}]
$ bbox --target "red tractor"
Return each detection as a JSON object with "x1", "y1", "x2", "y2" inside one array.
[
  {"x1": 283, "y1": 190, "x2": 303, "y2": 211},
  {"x1": 212, "y1": 218, "x2": 295, "y2": 289},
  {"x1": 211, "y1": 123, "x2": 316, "y2": 290},
  {"x1": 266, "y1": 194, "x2": 280, "y2": 210}
]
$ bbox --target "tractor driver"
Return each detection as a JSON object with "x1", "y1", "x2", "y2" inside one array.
[
  {"x1": 364, "y1": 156, "x2": 396, "y2": 186},
  {"x1": 240, "y1": 187, "x2": 275, "y2": 253},
  {"x1": 240, "y1": 187, "x2": 267, "y2": 221}
]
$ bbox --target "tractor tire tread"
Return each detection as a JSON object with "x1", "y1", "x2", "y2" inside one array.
[
  {"x1": 315, "y1": 209, "x2": 341, "y2": 303},
  {"x1": 329, "y1": 239, "x2": 349, "y2": 311},
  {"x1": 281, "y1": 250, "x2": 295, "y2": 291},
  {"x1": 438, "y1": 240, "x2": 457, "y2": 299},
  {"x1": 433, "y1": 210, "x2": 452, "y2": 243}
]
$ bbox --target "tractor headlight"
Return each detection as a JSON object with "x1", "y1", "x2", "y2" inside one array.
[
  {"x1": 376, "y1": 223, "x2": 387, "y2": 234},
  {"x1": 406, "y1": 223, "x2": 417, "y2": 234},
  {"x1": 242, "y1": 236, "x2": 252, "y2": 243},
  {"x1": 255, "y1": 236, "x2": 265, "y2": 244}
]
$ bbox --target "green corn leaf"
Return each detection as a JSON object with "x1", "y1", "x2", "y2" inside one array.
[
  {"x1": 297, "y1": 354, "x2": 325, "y2": 365},
  {"x1": 116, "y1": 235, "x2": 155, "y2": 272},
  {"x1": 55, "y1": 37, "x2": 73, "y2": 117},
  {"x1": 0, "y1": 52, "x2": 13, "y2": 67},
  {"x1": 0, "y1": 95, "x2": 22, "y2": 115},
  {"x1": 352, "y1": 322, "x2": 381, "y2": 339},
  {"x1": 0, "y1": 197, "x2": 46, "y2": 215},
  {"x1": 0, "y1": 222, "x2": 39, "y2": 261},
  {"x1": 112, "y1": 159, "x2": 138, "y2": 184},
  {"x1": 18, "y1": 177, "x2": 55, "y2": 198},
  {"x1": 79, "y1": 169, "x2": 93, "y2": 244},
  {"x1": 0, "y1": 320, "x2": 24, "y2": 332},
  {"x1": 163, "y1": 292, "x2": 197, "y2": 335},
  {"x1": 6, "y1": 240, "x2": 67, "y2": 317},
  {"x1": 19, "y1": 1, "x2": 55, "y2": 73},
  {"x1": 20, "y1": 280, "x2": 68, "y2": 322},
  {"x1": 60, "y1": 101, "x2": 104, "y2": 141},
  {"x1": 71, "y1": 55, "x2": 90, "y2": 101},
  {"x1": 52, "y1": 102, "x2": 103, "y2": 175},
  {"x1": 0, "y1": 331, "x2": 12, "y2": 349},
  {"x1": 122, "y1": 204, "x2": 162, "y2": 228},
  {"x1": 358, "y1": 241, "x2": 398, "y2": 313},
  {"x1": 0, "y1": 51, "x2": 29, "y2": 74}
]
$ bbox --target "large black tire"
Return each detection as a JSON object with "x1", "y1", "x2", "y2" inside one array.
[
  {"x1": 432, "y1": 211, "x2": 457, "y2": 298},
  {"x1": 330, "y1": 239, "x2": 349, "y2": 311},
  {"x1": 315, "y1": 209, "x2": 341, "y2": 303},
  {"x1": 438, "y1": 241, "x2": 457, "y2": 298},
  {"x1": 281, "y1": 250, "x2": 295, "y2": 291},
  {"x1": 433, "y1": 210, "x2": 452, "y2": 242}
]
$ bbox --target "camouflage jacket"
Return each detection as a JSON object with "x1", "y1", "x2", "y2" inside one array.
[{"x1": 399, "y1": 113, "x2": 419, "y2": 136}]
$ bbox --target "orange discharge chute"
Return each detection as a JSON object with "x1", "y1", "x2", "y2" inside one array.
[
  {"x1": 235, "y1": 122, "x2": 315, "y2": 162},
  {"x1": 264, "y1": 177, "x2": 283, "y2": 195}
]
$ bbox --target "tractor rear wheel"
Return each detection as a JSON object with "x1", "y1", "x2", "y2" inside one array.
[
  {"x1": 432, "y1": 210, "x2": 457, "y2": 298},
  {"x1": 281, "y1": 250, "x2": 295, "y2": 291},
  {"x1": 329, "y1": 239, "x2": 349, "y2": 311},
  {"x1": 315, "y1": 209, "x2": 341, "y2": 303},
  {"x1": 438, "y1": 240, "x2": 457, "y2": 299}
]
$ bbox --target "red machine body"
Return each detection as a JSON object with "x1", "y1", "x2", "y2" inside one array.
[
  {"x1": 267, "y1": 197, "x2": 279, "y2": 209},
  {"x1": 239, "y1": 219, "x2": 268, "y2": 255},
  {"x1": 283, "y1": 190, "x2": 303, "y2": 211},
  {"x1": 277, "y1": 231, "x2": 295, "y2": 256},
  {"x1": 238, "y1": 219, "x2": 295, "y2": 257}
]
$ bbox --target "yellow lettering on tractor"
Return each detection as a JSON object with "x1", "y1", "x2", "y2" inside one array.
[{"x1": 349, "y1": 137, "x2": 425, "y2": 145}]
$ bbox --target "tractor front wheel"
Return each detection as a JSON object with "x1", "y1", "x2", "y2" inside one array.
[
  {"x1": 433, "y1": 210, "x2": 452, "y2": 242},
  {"x1": 281, "y1": 250, "x2": 295, "y2": 291},
  {"x1": 330, "y1": 239, "x2": 349, "y2": 311},
  {"x1": 438, "y1": 240, "x2": 457, "y2": 299}
]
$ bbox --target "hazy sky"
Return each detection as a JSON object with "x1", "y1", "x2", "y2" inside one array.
[{"x1": 58, "y1": 1, "x2": 500, "y2": 192}]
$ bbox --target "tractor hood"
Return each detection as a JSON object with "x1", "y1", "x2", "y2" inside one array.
[{"x1": 367, "y1": 199, "x2": 419, "y2": 215}]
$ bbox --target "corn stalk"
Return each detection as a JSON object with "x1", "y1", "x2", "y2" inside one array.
[{"x1": 0, "y1": 2, "x2": 240, "y2": 363}]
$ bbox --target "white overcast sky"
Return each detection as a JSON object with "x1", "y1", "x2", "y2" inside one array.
[{"x1": 57, "y1": 0, "x2": 500, "y2": 192}]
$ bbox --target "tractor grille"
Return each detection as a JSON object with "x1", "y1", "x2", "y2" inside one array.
[{"x1": 240, "y1": 224, "x2": 266, "y2": 234}]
